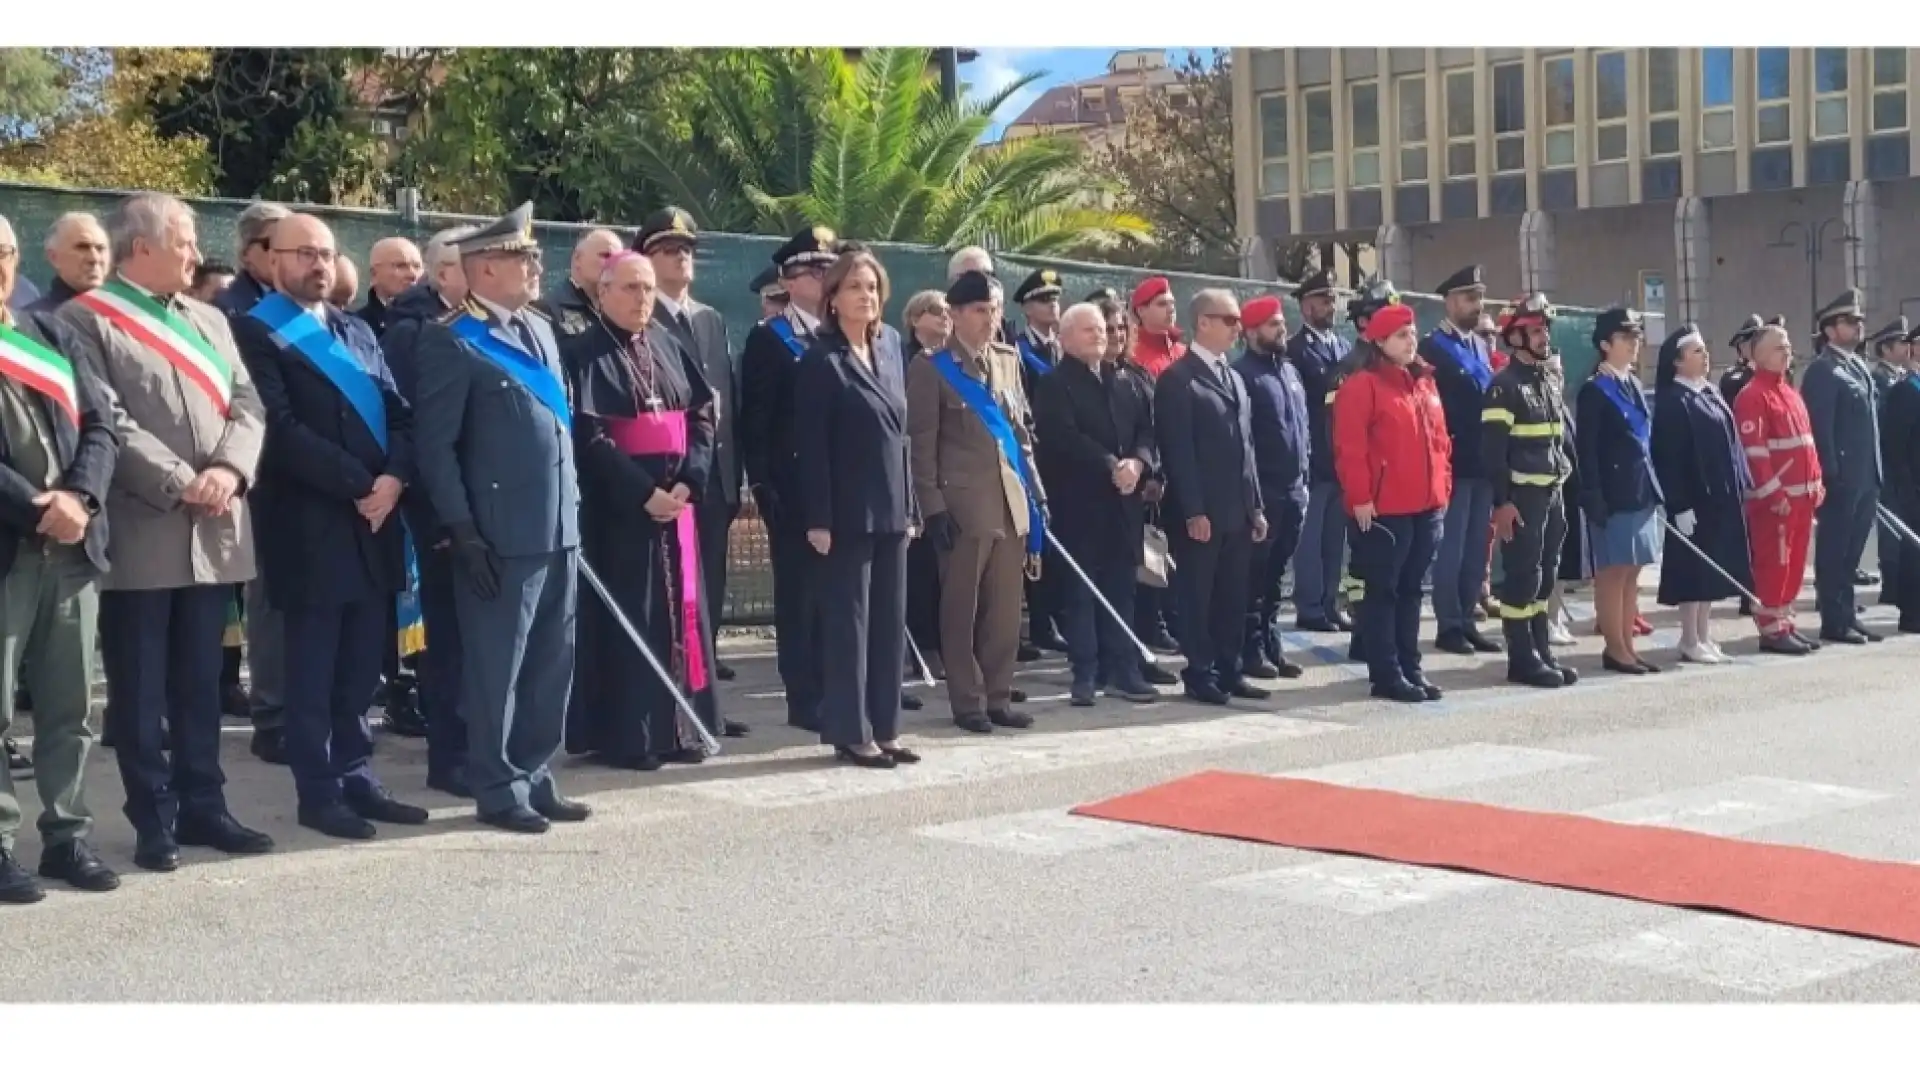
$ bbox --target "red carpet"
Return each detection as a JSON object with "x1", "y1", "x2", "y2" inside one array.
[{"x1": 1073, "y1": 771, "x2": 1920, "y2": 948}]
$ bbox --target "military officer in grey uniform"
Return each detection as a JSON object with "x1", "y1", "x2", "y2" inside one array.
[
  {"x1": 1866, "y1": 316, "x2": 1911, "y2": 603},
  {"x1": 412, "y1": 203, "x2": 591, "y2": 833},
  {"x1": 1800, "y1": 289, "x2": 1884, "y2": 645}
]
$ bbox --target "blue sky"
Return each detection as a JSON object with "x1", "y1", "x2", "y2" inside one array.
[{"x1": 970, "y1": 48, "x2": 1151, "y2": 138}]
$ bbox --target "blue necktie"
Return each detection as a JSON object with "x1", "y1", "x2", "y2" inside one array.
[{"x1": 511, "y1": 316, "x2": 543, "y2": 362}]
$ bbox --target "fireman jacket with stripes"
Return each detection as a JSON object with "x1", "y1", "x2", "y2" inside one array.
[{"x1": 1479, "y1": 357, "x2": 1574, "y2": 506}]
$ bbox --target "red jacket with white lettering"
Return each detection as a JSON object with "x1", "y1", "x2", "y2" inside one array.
[
  {"x1": 1733, "y1": 368, "x2": 1824, "y2": 513},
  {"x1": 1332, "y1": 358, "x2": 1453, "y2": 516}
]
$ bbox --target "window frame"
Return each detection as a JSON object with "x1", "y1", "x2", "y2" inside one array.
[
  {"x1": 1256, "y1": 91, "x2": 1290, "y2": 198},
  {"x1": 1872, "y1": 47, "x2": 1909, "y2": 134},
  {"x1": 1347, "y1": 78, "x2": 1382, "y2": 189},
  {"x1": 1754, "y1": 47, "x2": 1792, "y2": 147},
  {"x1": 1302, "y1": 86, "x2": 1335, "y2": 194},
  {"x1": 1539, "y1": 54, "x2": 1576, "y2": 170},
  {"x1": 1810, "y1": 47, "x2": 1850, "y2": 141},
  {"x1": 1489, "y1": 60, "x2": 1526, "y2": 175},
  {"x1": 1644, "y1": 47, "x2": 1681, "y2": 159},
  {"x1": 1395, "y1": 73, "x2": 1429, "y2": 184},
  {"x1": 1443, "y1": 67, "x2": 1477, "y2": 179},
  {"x1": 1700, "y1": 47, "x2": 1736, "y2": 151},
  {"x1": 1592, "y1": 49, "x2": 1629, "y2": 164}
]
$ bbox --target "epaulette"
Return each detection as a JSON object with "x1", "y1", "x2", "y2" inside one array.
[{"x1": 436, "y1": 307, "x2": 464, "y2": 326}]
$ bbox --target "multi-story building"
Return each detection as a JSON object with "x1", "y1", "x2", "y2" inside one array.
[
  {"x1": 1230, "y1": 48, "x2": 1920, "y2": 339},
  {"x1": 1001, "y1": 49, "x2": 1188, "y2": 153}
]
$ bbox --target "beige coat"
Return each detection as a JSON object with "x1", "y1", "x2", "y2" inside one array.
[
  {"x1": 906, "y1": 340, "x2": 1044, "y2": 540},
  {"x1": 56, "y1": 291, "x2": 264, "y2": 590}
]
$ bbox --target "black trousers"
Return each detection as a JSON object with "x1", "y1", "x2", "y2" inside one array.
[
  {"x1": 1172, "y1": 521, "x2": 1253, "y2": 687},
  {"x1": 1024, "y1": 553, "x2": 1065, "y2": 641},
  {"x1": 1495, "y1": 486, "x2": 1567, "y2": 620},
  {"x1": 697, "y1": 494, "x2": 738, "y2": 629},
  {"x1": 416, "y1": 545, "x2": 468, "y2": 779},
  {"x1": 819, "y1": 533, "x2": 907, "y2": 746},
  {"x1": 764, "y1": 500, "x2": 825, "y2": 724},
  {"x1": 1245, "y1": 490, "x2": 1308, "y2": 662},
  {"x1": 905, "y1": 534, "x2": 942, "y2": 667},
  {"x1": 1353, "y1": 510, "x2": 1442, "y2": 689},
  {"x1": 282, "y1": 600, "x2": 384, "y2": 810},
  {"x1": 100, "y1": 584, "x2": 232, "y2": 838}
]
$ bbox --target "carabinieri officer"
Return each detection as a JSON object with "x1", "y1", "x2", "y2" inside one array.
[{"x1": 412, "y1": 202, "x2": 590, "y2": 834}]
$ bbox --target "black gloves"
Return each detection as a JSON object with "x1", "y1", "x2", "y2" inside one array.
[
  {"x1": 924, "y1": 511, "x2": 961, "y2": 552},
  {"x1": 447, "y1": 521, "x2": 503, "y2": 600}
]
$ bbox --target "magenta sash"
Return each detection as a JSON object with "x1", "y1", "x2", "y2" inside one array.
[{"x1": 600, "y1": 410, "x2": 708, "y2": 692}]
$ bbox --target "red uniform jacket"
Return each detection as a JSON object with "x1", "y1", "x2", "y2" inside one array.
[
  {"x1": 1734, "y1": 368, "x2": 1825, "y2": 513},
  {"x1": 1130, "y1": 328, "x2": 1186, "y2": 381},
  {"x1": 1332, "y1": 360, "x2": 1453, "y2": 516}
]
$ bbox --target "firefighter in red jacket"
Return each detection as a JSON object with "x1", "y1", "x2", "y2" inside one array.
[
  {"x1": 1735, "y1": 320, "x2": 1826, "y2": 655},
  {"x1": 1332, "y1": 300, "x2": 1453, "y2": 704}
]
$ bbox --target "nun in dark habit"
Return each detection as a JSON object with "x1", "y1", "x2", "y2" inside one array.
[
  {"x1": 563, "y1": 251, "x2": 724, "y2": 769},
  {"x1": 1650, "y1": 322, "x2": 1754, "y2": 664}
]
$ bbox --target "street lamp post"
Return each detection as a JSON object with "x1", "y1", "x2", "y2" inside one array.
[
  {"x1": 938, "y1": 48, "x2": 959, "y2": 106},
  {"x1": 1768, "y1": 217, "x2": 1858, "y2": 333}
]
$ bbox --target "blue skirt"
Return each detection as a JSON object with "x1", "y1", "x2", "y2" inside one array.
[{"x1": 1587, "y1": 506, "x2": 1663, "y2": 569}]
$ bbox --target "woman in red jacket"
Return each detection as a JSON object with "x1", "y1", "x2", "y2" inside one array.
[{"x1": 1332, "y1": 302, "x2": 1454, "y2": 703}]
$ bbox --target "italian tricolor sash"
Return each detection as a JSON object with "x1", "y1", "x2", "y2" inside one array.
[
  {"x1": 0, "y1": 322, "x2": 81, "y2": 427},
  {"x1": 74, "y1": 279, "x2": 234, "y2": 416}
]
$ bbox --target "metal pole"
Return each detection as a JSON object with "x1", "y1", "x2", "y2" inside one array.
[
  {"x1": 579, "y1": 557, "x2": 722, "y2": 756},
  {"x1": 1044, "y1": 527, "x2": 1158, "y2": 664},
  {"x1": 938, "y1": 48, "x2": 959, "y2": 106},
  {"x1": 904, "y1": 628, "x2": 936, "y2": 687},
  {"x1": 1661, "y1": 518, "x2": 1764, "y2": 609}
]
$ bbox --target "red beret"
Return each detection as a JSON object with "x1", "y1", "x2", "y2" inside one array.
[
  {"x1": 1241, "y1": 295, "x2": 1283, "y2": 328},
  {"x1": 1130, "y1": 276, "x2": 1171, "y2": 310},
  {"x1": 1362, "y1": 302, "x2": 1416, "y2": 343}
]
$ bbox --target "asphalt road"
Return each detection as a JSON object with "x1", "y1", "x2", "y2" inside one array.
[{"x1": 5, "y1": 577, "x2": 1919, "y2": 1003}]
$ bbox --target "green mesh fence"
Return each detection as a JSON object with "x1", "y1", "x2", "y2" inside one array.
[{"x1": 0, "y1": 180, "x2": 1602, "y2": 623}]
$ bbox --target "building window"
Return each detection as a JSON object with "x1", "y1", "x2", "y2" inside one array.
[
  {"x1": 1593, "y1": 50, "x2": 1629, "y2": 163},
  {"x1": 1490, "y1": 61, "x2": 1525, "y2": 173},
  {"x1": 1257, "y1": 92, "x2": 1289, "y2": 196},
  {"x1": 1348, "y1": 81, "x2": 1381, "y2": 188},
  {"x1": 1701, "y1": 47, "x2": 1735, "y2": 150},
  {"x1": 1444, "y1": 68, "x2": 1476, "y2": 178},
  {"x1": 1754, "y1": 47, "x2": 1791, "y2": 146},
  {"x1": 1645, "y1": 47, "x2": 1681, "y2": 157},
  {"x1": 1811, "y1": 48, "x2": 1849, "y2": 140},
  {"x1": 1872, "y1": 48, "x2": 1908, "y2": 133},
  {"x1": 1304, "y1": 87, "x2": 1334, "y2": 193},
  {"x1": 1079, "y1": 86, "x2": 1104, "y2": 110},
  {"x1": 1397, "y1": 74, "x2": 1428, "y2": 183},
  {"x1": 1540, "y1": 54, "x2": 1575, "y2": 168}
]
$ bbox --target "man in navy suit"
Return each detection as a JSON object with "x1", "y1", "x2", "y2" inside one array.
[
  {"x1": 1155, "y1": 288, "x2": 1269, "y2": 705},
  {"x1": 1286, "y1": 269, "x2": 1352, "y2": 633},
  {"x1": 413, "y1": 203, "x2": 591, "y2": 834},
  {"x1": 232, "y1": 214, "x2": 429, "y2": 840}
]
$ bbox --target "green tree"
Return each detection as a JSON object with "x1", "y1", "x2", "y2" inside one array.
[
  {"x1": 0, "y1": 48, "x2": 214, "y2": 193},
  {"x1": 0, "y1": 48, "x2": 67, "y2": 141}
]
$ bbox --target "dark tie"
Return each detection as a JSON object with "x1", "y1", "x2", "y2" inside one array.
[
  {"x1": 671, "y1": 309, "x2": 692, "y2": 339},
  {"x1": 511, "y1": 316, "x2": 543, "y2": 361}
]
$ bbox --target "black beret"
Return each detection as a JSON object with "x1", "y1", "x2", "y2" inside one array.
[{"x1": 946, "y1": 269, "x2": 1002, "y2": 308}]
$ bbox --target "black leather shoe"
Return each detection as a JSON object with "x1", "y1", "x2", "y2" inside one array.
[
  {"x1": 1791, "y1": 629, "x2": 1822, "y2": 650},
  {"x1": 1820, "y1": 627, "x2": 1869, "y2": 646},
  {"x1": 1405, "y1": 674, "x2": 1444, "y2": 701},
  {"x1": 989, "y1": 708, "x2": 1035, "y2": 729},
  {"x1": 219, "y1": 684, "x2": 252, "y2": 719},
  {"x1": 1850, "y1": 623, "x2": 1885, "y2": 644},
  {"x1": 1602, "y1": 654, "x2": 1652, "y2": 675},
  {"x1": 1760, "y1": 632, "x2": 1813, "y2": 655},
  {"x1": 1017, "y1": 643, "x2": 1041, "y2": 662},
  {"x1": 881, "y1": 745, "x2": 921, "y2": 765},
  {"x1": 250, "y1": 728, "x2": 287, "y2": 766},
  {"x1": 1146, "y1": 630, "x2": 1180, "y2": 653},
  {"x1": 1369, "y1": 680, "x2": 1427, "y2": 704},
  {"x1": 1331, "y1": 610, "x2": 1356, "y2": 633},
  {"x1": 0, "y1": 851, "x2": 45, "y2": 904},
  {"x1": 1433, "y1": 629, "x2": 1476, "y2": 656},
  {"x1": 834, "y1": 746, "x2": 896, "y2": 768},
  {"x1": 1103, "y1": 681, "x2": 1158, "y2": 703},
  {"x1": 1141, "y1": 663, "x2": 1179, "y2": 686},
  {"x1": 954, "y1": 712, "x2": 994, "y2": 734},
  {"x1": 5, "y1": 737, "x2": 29, "y2": 777},
  {"x1": 1222, "y1": 679, "x2": 1272, "y2": 701},
  {"x1": 532, "y1": 795, "x2": 591, "y2": 823},
  {"x1": 1031, "y1": 629, "x2": 1070, "y2": 653},
  {"x1": 1271, "y1": 656, "x2": 1305, "y2": 679},
  {"x1": 1241, "y1": 657, "x2": 1280, "y2": 679},
  {"x1": 1010, "y1": 688, "x2": 1028, "y2": 704},
  {"x1": 299, "y1": 802, "x2": 377, "y2": 841},
  {"x1": 1464, "y1": 627, "x2": 1505, "y2": 653},
  {"x1": 176, "y1": 812, "x2": 276, "y2": 855},
  {"x1": 38, "y1": 839, "x2": 120, "y2": 892},
  {"x1": 901, "y1": 693, "x2": 923, "y2": 711},
  {"x1": 1509, "y1": 664, "x2": 1567, "y2": 689},
  {"x1": 478, "y1": 806, "x2": 551, "y2": 834},
  {"x1": 1070, "y1": 684, "x2": 1097, "y2": 706},
  {"x1": 426, "y1": 768, "x2": 473, "y2": 799},
  {"x1": 721, "y1": 720, "x2": 751, "y2": 736},
  {"x1": 716, "y1": 662, "x2": 737, "y2": 681},
  {"x1": 1294, "y1": 617, "x2": 1340, "y2": 633},
  {"x1": 381, "y1": 698, "x2": 430, "y2": 738},
  {"x1": 1184, "y1": 682, "x2": 1231, "y2": 706},
  {"x1": 348, "y1": 789, "x2": 430, "y2": 826},
  {"x1": 134, "y1": 832, "x2": 180, "y2": 873},
  {"x1": 598, "y1": 752, "x2": 663, "y2": 771}
]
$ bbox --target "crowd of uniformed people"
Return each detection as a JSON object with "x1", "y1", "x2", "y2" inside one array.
[{"x1": 0, "y1": 188, "x2": 1912, "y2": 906}]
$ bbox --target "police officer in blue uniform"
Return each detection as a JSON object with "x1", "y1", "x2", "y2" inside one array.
[
  {"x1": 738, "y1": 226, "x2": 839, "y2": 732},
  {"x1": 1286, "y1": 268, "x2": 1352, "y2": 633},
  {"x1": 1011, "y1": 268, "x2": 1069, "y2": 654},
  {"x1": 1800, "y1": 288, "x2": 1883, "y2": 645},
  {"x1": 1420, "y1": 264, "x2": 1504, "y2": 656},
  {"x1": 412, "y1": 203, "x2": 591, "y2": 833}
]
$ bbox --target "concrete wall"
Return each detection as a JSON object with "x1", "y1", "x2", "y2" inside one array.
[
  {"x1": 1874, "y1": 178, "x2": 1920, "y2": 326},
  {"x1": 1397, "y1": 214, "x2": 1525, "y2": 298},
  {"x1": 1702, "y1": 185, "x2": 1848, "y2": 335},
  {"x1": 1549, "y1": 203, "x2": 1674, "y2": 311}
]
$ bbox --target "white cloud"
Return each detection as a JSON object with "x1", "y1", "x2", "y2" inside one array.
[{"x1": 970, "y1": 48, "x2": 1050, "y2": 129}]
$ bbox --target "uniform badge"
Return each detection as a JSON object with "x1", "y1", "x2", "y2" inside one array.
[
  {"x1": 1040, "y1": 269, "x2": 1057, "y2": 285},
  {"x1": 672, "y1": 211, "x2": 693, "y2": 234},
  {"x1": 812, "y1": 225, "x2": 836, "y2": 246},
  {"x1": 562, "y1": 310, "x2": 588, "y2": 334},
  {"x1": 1741, "y1": 420, "x2": 1757, "y2": 434}
]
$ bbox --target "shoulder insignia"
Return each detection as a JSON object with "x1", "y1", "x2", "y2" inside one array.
[
  {"x1": 560, "y1": 310, "x2": 588, "y2": 334},
  {"x1": 436, "y1": 308, "x2": 463, "y2": 325},
  {"x1": 1740, "y1": 420, "x2": 1757, "y2": 435}
]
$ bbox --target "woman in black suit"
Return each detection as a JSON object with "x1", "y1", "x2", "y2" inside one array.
[{"x1": 792, "y1": 250, "x2": 921, "y2": 768}]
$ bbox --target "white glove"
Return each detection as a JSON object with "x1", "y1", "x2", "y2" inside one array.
[{"x1": 1675, "y1": 509, "x2": 1696, "y2": 536}]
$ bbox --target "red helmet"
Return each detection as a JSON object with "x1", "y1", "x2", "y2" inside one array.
[{"x1": 1497, "y1": 292, "x2": 1555, "y2": 344}]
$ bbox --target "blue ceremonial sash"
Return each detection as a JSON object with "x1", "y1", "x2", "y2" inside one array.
[
  {"x1": 1597, "y1": 371, "x2": 1651, "y2": 449},
  {"x1": 929, "y1": 349, "x2": 1045, "y2": 556},
  {"x1": 250, "y1": 292, "x2": 388, "y2": 452},
  {"x1": 449, "y1": 314, "x2": 572, "y2": 430},
  {"x1": 768, "y1": 315, "x2": 806, "y2": 359},
  {"x1": 396, "y1": 529, "x2": 426, "y2": 657},
  {"x1": 1016, "y1": 337, "x2": 1053, "y2": 377},
  {"x1": 1426, "y1": 326, "x2": 1492, "y2": 392}
]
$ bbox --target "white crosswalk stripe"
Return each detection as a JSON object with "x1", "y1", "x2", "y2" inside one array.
[
  {"x1": 1569, "y1": 915, "x2": 1912, "y2": 996},
  {"x1": 1273, "y1": 743, "x2": 1598, "y2": 793}
]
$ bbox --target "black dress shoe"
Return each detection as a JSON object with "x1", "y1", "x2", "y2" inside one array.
[
  {"x1": 1791, "y1": 629, "x2": 1822, "y2": 650},
  {"x1": 1070, "y1": 684, "x2": 1097, "y2": 706},
  {"x1": 1760, "y1": 632, "x2": 1813, "y2": 655},
  {"x1": 988, "y1": 708, "x2": 1035, "y2": 729},
  {"x1": 176, "y1": 812, "x2": 275, "y2": 855},
  {"x1": 1820, "y1": 627, "x2": 1869, "y2": 646},
  {"x1": 1271, "y1": 657, "x2": 1305, "y2": 679},
  {"x1": 599, "y1": 752, "x2": 663, "y2": 771},
  {"x1": 1857, "y1": 569, "x2": 1881, "y2": 587},
  {"x1": 954, "y1": 712, "x2": 994, "y2": 734},
  {"x1": 1369, "y1": 680, "x2": 1427, "y2": 704},
  {"x1": 299, "y1": 802, "x2": 377, "y2": 841},
  {"x1": 1184, "y1": 682, "x2": 1231, "y2": 706},
  {"x1": 1010, "y1": 688, "x2": 1028, "y2": 704},
  {"x1": 38, "y1": 839, "x2": 120, "y2": 893},
  {"x1": 1103, "y1": 682, "x2": 1158, "y2": 703},
  {"x1": 1017, "y1": 644, "x2": 1042, "y2": 662},
  {"x1": 1405, "y1": 675, "x2": 1445, "y2": 701},
  {"x1": 1602, "y1": 654, "x2": 1651, "y2": 675},
  {"x1": 250, "y1": 728, "x2": 287, "y2": 766},
  {"x1": 716, "y1": 662, "x2": 737, "y2": 681},
  {"x1": 134, "y1": 832, "x2": 180, "y2": 873},
  {"x1": 1851, "y1": 623, "x2": 1885, "y2": 643},
  {"x1": 426, "y1": 768, "x2": 473, "y2": 798},
  {"x1": 1140, "y1": 663, "x2": 1179, "y2": 686},
  {"x1": 1331, "y1": 610, "x2": 1356, "y2": 633},
  {"x1": 833, "y1": 746, "x2": 896, "y2": 769},
  {"x1": 478, "y1": 806, "x2": 550, "y2": 834},
  {"x1": 219, "y1": 684, "x2": 252, "y2": 719},
  {"x1": 1146, "y1": 630, "x2": 1180, "y2": 652},
  {"x1": 721, "y1": 720, "x2": 751, "y2": 737},
  {"x1": 381, "y1": 698, "x2": 430, "y2": 738},
  {"x1": 5, "y1": 737, "x2": 29, "y2": 776},
  {"x1": 901, "y1": 693, "x2": 923, "y2": 711},
  {"x1": 1241, "y1": 657, "x2": 1281, "y2": 679},
  {"x1": 1433, "y1": 629, "x2": 1476, "y2": 656},
  {"x1": 532, "y1": 795, "x2": 591, "y2": 823},
  {"x1": 1464, "y1": 627, "x2": 1505, "y2": 653},
  {"x1": 1294, "y1": 617, "x2": 1340, "y2": 633},
  {"x1": 0, "y1": 851, "x2": 45, "y2": 904},
  {"x1": 881, "y1": 745, "x2": 921, "y2": 764},
  {"x1": 348, "y1": 789, "x2": 430, "y2": 826},
  {"x1": 1222, "y1": 679, "x2": 1272, "y2": 701}
]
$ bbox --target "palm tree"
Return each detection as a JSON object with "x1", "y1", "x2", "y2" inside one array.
[{"x1": 632, "y1": 48, "x2": 1149, "y2": 256}]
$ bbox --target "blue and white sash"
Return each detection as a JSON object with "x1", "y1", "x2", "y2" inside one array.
[
  {"x1": 929, "y1": 349, "x2": 1045, "y2": 557},
  {"x1": 250, "y1": 292, "x2": 388, "y2": 451},
  {"x1": 1016, "y1": 337, "x2": 1053, "y2": 377},
  {"x1": 1426, "y1": 326, "x2": 1492, "y2": 392},
  {"x1": 767, "y1": 314, "x2": 807, "y2": 359},
  {"x1": 449, "y1": 313, "x2": 572, "y2": 430}
]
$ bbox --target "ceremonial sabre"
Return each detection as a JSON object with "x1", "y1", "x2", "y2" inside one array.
[
  {"x1": 579, "y1": 557, "x2": 722, "y2": 756},
  {"x1": 1876, "y1": 503, "x2": 1920, "y2": 553},
  {"x1": 903, "y1": 628, "x2": 936, "y2": 687},
  {"x1": 1660, "y1": 518, "x2": 1765, "y2": 609},
  {"x1": 1044, "y1": 527, "x2": 1158, "y2": 664}
]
